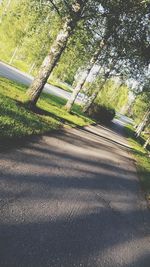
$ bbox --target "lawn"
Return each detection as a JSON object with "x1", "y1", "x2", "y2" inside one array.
[
  {"x1": 48, "y1": 77, "x2": 73, "y2": 93},
  {"x1": 0, "y1": 77, "x2": 93, "y2": 140},
  {"x1": 125, "y1": 124, "x2": 150, "y2": 205}
]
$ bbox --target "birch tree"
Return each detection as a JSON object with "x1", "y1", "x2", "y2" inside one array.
[
  {"x1": 83, "y1": 55, "x2": 126, "y2": 113},
  {"x1": 64, "y1": 41, "x2": 106, "y2": 112},
  {"x1": 64, "y1": 10, "x2": 115, "y2": 112},
  {"x1": 143, "y1": 135, "x2": 150, "y2": 149},
  {"x1": 132, "y1": 76, "x2": 150, "y2": 138},
  {"x1": 65, "y1": 0, "x2": 149, "y2": 113},
  {"x1": 135, "y1": 110, "x2": 150, "y2": 137},
  {"x1": 27, "y1": 0, "x2": 101, "y2": 107}
]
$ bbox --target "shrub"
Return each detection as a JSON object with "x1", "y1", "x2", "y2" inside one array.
[{"x1": 87, "y1": 103, "x2": 116, "y2": 124}]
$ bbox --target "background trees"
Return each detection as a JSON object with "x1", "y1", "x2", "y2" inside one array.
[
  {"x1": 64, "y1": 0, "x2": 150, "y2": 112},
  {"x1": 0, "y1": 0, "x2": 149, "y2": 126},
  {"x1": 0, "y1": 0, "x2": 62, "y2": 69},
  {"x1": 27, "y1": 0, "x2": 105, "y2": 106}
]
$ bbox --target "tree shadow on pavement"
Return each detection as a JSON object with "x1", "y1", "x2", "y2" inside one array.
[
  {"x1": 0, "y1": 119, "x2": 150, "y2": 267},
  {"x1": 0, "y1": 207, "x2": 150, "y2": 267}
]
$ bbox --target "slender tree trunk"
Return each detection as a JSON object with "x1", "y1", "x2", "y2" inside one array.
[
  {"x1": 64, "y1": 42, "x2": 105, "y2": 112},
  {"x1": 83, "y1": 56, "x2": 118, "y2": 113},
  {"x1": 9, "y1": 45, "x2": 19, "y2": 64},
  {"x1": 9, "y1": 24, "x2": 28, "y2": 64},
  {"x1": 136, "y1": 122, "x2": 143, "y2": 137},
  {"x1": 143, "y1": 136, "x2": 150, "y2": 149},
  {"x1": 64, "y1": 64, "x2": 96, "y2": 112},
  {"x1": 135, "y1": 110, "x2": 150, "y2": 137},
  {"x1": 83, "y1": 79, "x2": 106, "y2": 113},
  {"x1": 27, "y1": 18, "x2": 76, "y2": 107},
  {"x1": 28, "y1": 62, "x2": 36, "y2": 74}
]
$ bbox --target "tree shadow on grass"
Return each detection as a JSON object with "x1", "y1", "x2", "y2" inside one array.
[{"x1": 29, "y1": 105, "x2": 76, "y2": 125}]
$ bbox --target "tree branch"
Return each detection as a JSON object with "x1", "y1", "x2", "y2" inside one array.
[{"x1": 48, "y1": 0, "x2": 61, "y2": 16}]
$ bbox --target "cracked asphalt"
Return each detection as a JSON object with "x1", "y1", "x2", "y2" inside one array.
[{"x1": 0, "y1": 117, "x2": 150, "y2": 267}]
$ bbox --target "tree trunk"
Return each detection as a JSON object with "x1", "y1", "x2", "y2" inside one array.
[
  {"x1": 28, "y1": 62, "x2": 36, "y2": 74},
  {"x1": 9, "y1": 45, "x2": 19, "y2": 64},
  {"x1": 27, "y1": 18, "x2": 76, "y2": 107},
  {"x1": 143, "y1": 136, "x2": 150, "y2": 149},
  {"x1": 83, "y1": 79, "x2": 106, "y2": 113},
  {"x1": 135, "y1": 110, "x2": 150, "y2": 137},
  {"x1": 64, "y1": 42, "x2": 105, "y2": 112},
  {"x1": 64, "y1": 65, "x2": 95, "y2": 112},
  {"x1": 83, "y1": 55, "x2": 118, "y2": 114}
]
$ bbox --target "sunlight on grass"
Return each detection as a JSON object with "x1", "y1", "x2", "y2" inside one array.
[
  {"x1": 48, "y1": 78, "x2": 73, "y2": 93},
  {"x1": 125, "y1": 124, "x2": 150, "y2": 203},
  {"x1": 0, "y1": 77, "x2": 93, "y2": 139}
]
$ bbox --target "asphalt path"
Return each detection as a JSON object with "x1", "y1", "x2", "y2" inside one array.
[
  {"x1": 0, "y1": 117, "x2": 150, "y2": 267},
  {"x1": 0, "y1": 61, "x2": 83, "y2": 102}
]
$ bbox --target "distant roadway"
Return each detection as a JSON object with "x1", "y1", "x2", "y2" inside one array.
[{"x1": 0, "y1": 61, "x2": 82, "y2": 102}]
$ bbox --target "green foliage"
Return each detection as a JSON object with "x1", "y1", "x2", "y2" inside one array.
[
  {"x1": 0, "y1": 0, "x2": 149, "y2": 111},
  {"x1": 125, "y1": 124, "x2": 150, "y2": 201},
  {"x1": 0, "y1": 0, "x2": 61, "y2": 71},
  {"x1": 86, "y1": 77, "x2": 129, "y2": 112},
  {"x1": 0, "y1": 77, "x2": 93, "y2": 139},
  {"x1": 97, "y1": 80, "x2": 129, "y2": 111},
  {"x1": 51, "y1": 22, "x2": 94, "y2": 84},
  {"x1": 87, "y1": 103, "x2": 115, "y2": 124},
  {"x1": 0, "y1": 0, "x2": 149, "y2": 85},
  {"x1": 0, "y1": 0, "x2": 95, "y2": 84},
  {"x1": 131, "y1": 90, "x2": 150, "y2": 125}
]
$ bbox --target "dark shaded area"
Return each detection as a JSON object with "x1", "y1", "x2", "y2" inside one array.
[
  {"x1": 0, "y1": 119, "x2": 150, "y2": 267},
  {"x1": 26, "y1": 104, "x2": 83, "y2": 126},
  {"x1": 0, "y1": 209, "x2": 150, "y2": 267},
  {"x1": 87, "y1": 103, "x2": 115, "y2": 124}
]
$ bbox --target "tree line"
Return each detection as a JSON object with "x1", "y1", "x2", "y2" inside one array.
[{"x1": 0, "y1": 0, "x2": 149, "y2": 137}]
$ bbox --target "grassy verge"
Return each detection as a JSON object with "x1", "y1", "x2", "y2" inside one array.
[
  {"x1": 48, "y1": 78, "x2": 73, "y2": 93},
  {"x1": 125, "y1": 124, "x2": 150, "y2": 205},
  {"x1": 0, "y1": 77, "x2": 93, "y2": 140}
]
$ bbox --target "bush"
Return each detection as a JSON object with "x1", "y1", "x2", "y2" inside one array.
[{"x1": 87, "y1": 103, "x2": 116, "y2": 124}]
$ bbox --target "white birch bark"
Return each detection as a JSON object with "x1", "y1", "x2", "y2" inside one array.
[
  {"x1": 64, "y1": 42, "x2": 105, "y2": 112},
  {"x1": 136, "y1": 110, "x2": 150, "y2": 137},
  {"x1": 9, "y1": 45, "x2": 19, "y2": 64},
  {"x1": 83, "y1": 79, "x2": 107, "y2": 113},
  {"x1": 27, "y1": 1, "x2": 85, "y2": 107},
  {"x1": 28, "y1": 62, "x2": 36, "y2": 74},
  {"x1": 143, "y1": 136, "x2": 150, "y2": 149}
]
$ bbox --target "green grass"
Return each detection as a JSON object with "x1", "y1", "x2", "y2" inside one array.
[
  {"x1": 12, "y1": 59, "x2": 30, "y2": 74},
  {"x1": 48, "y1": 78, "x2": 73, "y2": 93},
  {"x1": 125, "y1": 124, "x2": 150, "y2": 203},
  {"x1": 0, "y1": 77, "x2": 93, "y2": 140}
]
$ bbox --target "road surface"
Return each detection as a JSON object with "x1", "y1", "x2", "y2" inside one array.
[
  {"x1": 0, "y1": 117, "x2": 150, "y2": 267},
  {"x1": 0, "y1": 61, "x2": 83, "y2": 103}
]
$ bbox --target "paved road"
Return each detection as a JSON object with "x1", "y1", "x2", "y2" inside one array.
[
  {"x1": 0, "y1": 118, "x2": 150, "y2": 267},
  {"x1": 0, "y1": 61, "x2": 83, "y2": 102}
]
